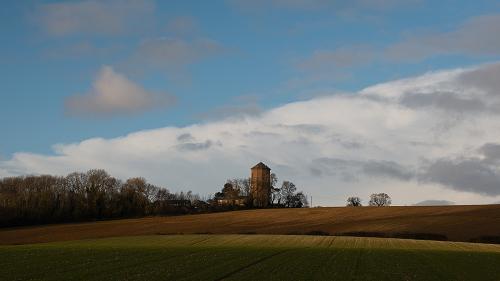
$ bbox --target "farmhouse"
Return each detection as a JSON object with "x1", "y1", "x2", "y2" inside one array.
[{"x1": 216, "y1": 197, "x2": 247, "y2": 206}]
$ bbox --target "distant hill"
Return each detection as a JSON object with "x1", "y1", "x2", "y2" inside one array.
[
  {"x1": 413, "y1": 200, "x2": 455, "y2": 206},
  {"x1": 1, "y1": 205, "x2": 500, "y2": 245}
]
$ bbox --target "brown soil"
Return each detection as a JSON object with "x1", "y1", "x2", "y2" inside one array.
[{"x1": 1, "y1": 205, "x2": 500, "y2": 245}]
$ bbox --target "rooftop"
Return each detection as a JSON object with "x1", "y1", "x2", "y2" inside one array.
[{"x1": 251, "y1": 162, "x2": 271, "y2": 170}]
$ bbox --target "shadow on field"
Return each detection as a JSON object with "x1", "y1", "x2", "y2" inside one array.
[
  {"x1": 300, "y1": 230, "x2": 449, "y2": 241},
  {"x1": 470, "y1": 236, "x2": 500, "y2": 244},
  {"x1": 136, "y1": 230, "x2": 500, "y2": 245}
]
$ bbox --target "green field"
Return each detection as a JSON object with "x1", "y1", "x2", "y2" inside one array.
[{"x1": 1, "y1": 235, "x2": 500, "y2": 281}]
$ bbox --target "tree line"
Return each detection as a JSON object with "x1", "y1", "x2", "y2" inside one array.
[
  {"x1": 0, "y1": 170, "x2": 308, "y2": 227},
  {"x1": 0, "y1": 169, "x2": 207, "y2": 227}
]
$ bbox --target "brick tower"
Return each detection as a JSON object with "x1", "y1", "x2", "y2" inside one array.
[{"x1": 250, "y1": 162, "x2": 271, "y2": 207}]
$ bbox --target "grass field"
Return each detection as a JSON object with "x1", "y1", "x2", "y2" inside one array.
[
  {"x1": 2, "y1": 205, "x2": 500, "y2": 245},
  {"x1": 1, "y1": 234, "x2": 500, "y2": 281}
]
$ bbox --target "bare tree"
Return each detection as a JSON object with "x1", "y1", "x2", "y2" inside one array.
[
  {"x1": 271, "y1": 173, "x2": 278, "y2": 189},
  {"x1": 0, "y1": 170, "x2": 204, "y2": 227},
  {"x1": 221, "y1": 182, "x2": 239, "y2": 199},
  {"x1": 346, "y1": 196, "x2": 362, "y2": 207},
  {"x1": 280, "y1": 181, "x2": 296, "y2": 207},
  {"x1": 368, "y1": 193, "x2": 391, "y2": 206},
  {"x1": 270, "y1": 173, "x2": 281, "y2": 205},
  {"x1": 226, "y1": 178, "x2": 251, "y2": 197}
]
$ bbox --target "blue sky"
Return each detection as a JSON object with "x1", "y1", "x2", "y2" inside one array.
[
  {"x1": 3, "y1": 1, "x2": 500, "y2": 206},
  {"x1": 1, "y1": 0, "x2": 499, "y2": 157}
]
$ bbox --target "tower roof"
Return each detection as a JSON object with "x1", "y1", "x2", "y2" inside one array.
[{"x1": 251, "y1": 162, "x2": 271, "y2": 170}]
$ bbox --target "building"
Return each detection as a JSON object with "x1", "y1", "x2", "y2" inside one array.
[
  {"x1": 164, "y1": 199, "x2": 191, "y2": 207},
  {"x1": 214, "y1": 162, "x2": 272, "y2": 208},
  {"x1": 250, "y1": 162, "x2": 271, "y2": 207},
  {"x1": 216, "y1": 197, "x2": 247, "y2": 207}
]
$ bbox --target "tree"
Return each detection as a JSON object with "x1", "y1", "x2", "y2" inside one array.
[
  {"x1": 290, "y1": 192, "x2": 308, "y2": 208},
  {"x1": 0, "y1": 170, "x2": 205, "y2": 227},
  {"x1": 213, "y1": 191, "x2": 224, "y2": 200},
  {"x1": 346, "y1": 196, "x2": 362, "y2": 207},
  {"x1": 86, "y1": 169, "x2": 119, "y2": 218},
  {"x1": 368, "y1": 193, "x2": 391, "y2": 206},
  {"x1": 226, "y1": 178, "x2": 250, "y2": 197},
  {"x1": 221, "y1": 182, "x2": 239, "y2": 199},
  {"x1": 120, "y1": 177, "x2": 149, "y2": 216},
  {"x1": 271, "y1": 173, "x2": 278, "y2": 189},
  {"x1": 270, "y1": 173, "x2": 281, "y2": 205},
  {"x1": 280, "y1": 181, "x2": 298, "y2": 207}
]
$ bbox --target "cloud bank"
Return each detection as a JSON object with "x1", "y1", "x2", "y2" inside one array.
[
  {"x1": 65, "y1": 66, "x2": 175, "y2": 116},
  {"x1": 4, "y1": 62, "x2": 500, "y2": 205}
]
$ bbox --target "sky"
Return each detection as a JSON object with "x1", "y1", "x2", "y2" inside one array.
[{"x1": 2, "y1": 0, "x2": 500, "y2": 206}]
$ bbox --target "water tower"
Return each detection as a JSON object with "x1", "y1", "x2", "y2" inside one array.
[{"x1": 250, "y1": 162, "x2": 271, "y2": 207}]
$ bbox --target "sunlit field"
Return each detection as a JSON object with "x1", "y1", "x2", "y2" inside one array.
[
  {"x1": 2, "y1": 205, "x2": 500, "y2": 245},
  {"x1": 2, "y1": 234, "x2": 500, "y2": 281}
]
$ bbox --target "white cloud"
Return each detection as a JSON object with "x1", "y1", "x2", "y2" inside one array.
[
  {"x1": 4, "y1": 62, "x2": 500, "y2": 205},
  {"x1": 0, "y1": 168, "x2": 10, "y2": 178},
  {"x1": 65, "y1": 66, "x2": 175, "y2": 116},
  {"x1": 35, "y1": 0, "x2": 155, "y2": 36}
]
